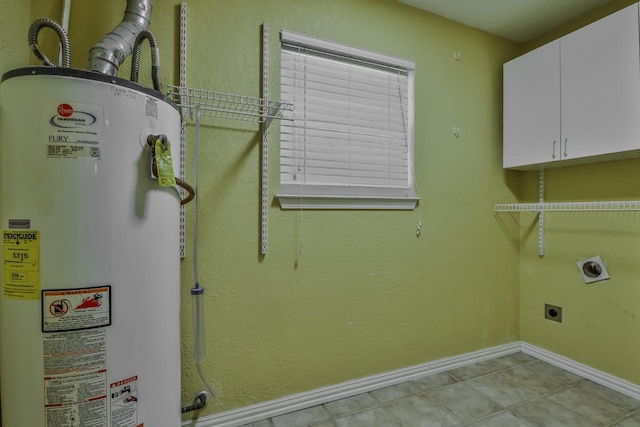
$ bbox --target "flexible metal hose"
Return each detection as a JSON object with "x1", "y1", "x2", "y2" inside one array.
[
  {"x1": 130, "y1": 30, "x2": 161, "y2": 91},
  {"x1": 27, "y1": 18, "x2": 71, "y2": 68}
]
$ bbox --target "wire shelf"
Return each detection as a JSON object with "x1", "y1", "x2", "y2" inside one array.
[
  {"x1": 494, "y1": 200, "x2": 640, "y2": 212},
  {"x1": 496, "y1": 169, "x2": 640, "y2": 257},
  {"x1": 168, "y1": 85, "x2": 293, "y2": 123}
]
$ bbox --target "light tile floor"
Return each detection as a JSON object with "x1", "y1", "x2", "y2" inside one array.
[{"x1": 240, "y1": 352, "x2": 640, "y2": 427}]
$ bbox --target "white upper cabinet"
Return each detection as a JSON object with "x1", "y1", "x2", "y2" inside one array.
[
  {"x1": 503, "y1": 3, "x2": 640, "y2": 170},
  {"x1": 503, "y1": 41, "x2": 560, "y2": 169}
]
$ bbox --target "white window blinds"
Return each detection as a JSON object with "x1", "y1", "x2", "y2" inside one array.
[{"x1": 278, "y1": 30, "x2": 418, "y2": 209}]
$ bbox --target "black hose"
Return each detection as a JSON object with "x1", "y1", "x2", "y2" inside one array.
[
  {"x1": 130, "y1": 30, "x2": 161, "y2": 91},
  {"x1": 28, "y1": 18, "x2": 71, "y2": 68},
  {"x1": 181, "y1": 391, "x2": 208, "y2": 413}
]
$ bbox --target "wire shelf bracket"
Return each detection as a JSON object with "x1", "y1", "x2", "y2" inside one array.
[
  {"x1": 171, "y1": 14, "x2": 293, "y2": 256},
  {"x1": 168, "y1": 85, "x2": 292, "y2": 125},
  {"x1": 494, "y1": 169, "x2": 640, "y2": 257},
  {"x1": 178, "y1": 1, "x2": 188, "y2": 258},
  {"x1": 260, "y1": 23, "x2": 270, "y2": 254}
]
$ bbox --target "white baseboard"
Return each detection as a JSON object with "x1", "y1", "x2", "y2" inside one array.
[
  {"x1": 183, "y1": 341, "x2": 640, "y2": 427},
  {"x1": 181, "y1": 342, "x2": 521, "y2": 427},
  {"x1": 521, "y1": 342, "x2": 640, "y2": 401}
]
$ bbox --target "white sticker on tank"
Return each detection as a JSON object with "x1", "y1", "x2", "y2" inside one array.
[
  {"x1": 43, "y1": 328, "x2": 108, "y2": 426},
  {"x1": 44, "y1": 329, "x2": 107, "y2": 375},
  {"x1": 44, "y1": 370, "x2": 107, "y2": 427},
  {"x1": 110, "y1": 376, "x2": 139, "y2": 427},
  {"x1": 47, "y1": 144, "x2": 101, "y2": 159},
  {"x1": 46, "y1": 101, "x2": 104, "y2": 158}
]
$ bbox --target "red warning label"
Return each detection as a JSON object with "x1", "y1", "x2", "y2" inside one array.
[
  {"x1": 110, "y1": 376, "x2": 139, "y2": 427},
  {"x1": 42, "y1": 286, "x2": 111, "y2": 332}
]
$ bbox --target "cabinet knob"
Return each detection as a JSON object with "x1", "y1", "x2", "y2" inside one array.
[
  {"x1": 563, "y1": 138, "x2": 568, "y2": 157},
  {"x1": 552, "y1": 140, "x2": 557, "y2": 159}
]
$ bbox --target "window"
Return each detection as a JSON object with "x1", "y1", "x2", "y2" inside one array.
[{"x1": 277, "y1": 30, "x2": 418, "y2": 210}]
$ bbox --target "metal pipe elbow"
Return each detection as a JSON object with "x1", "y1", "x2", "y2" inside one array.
[{"x1": 87, "y1": 0, "x2": 152, "y2": 76}]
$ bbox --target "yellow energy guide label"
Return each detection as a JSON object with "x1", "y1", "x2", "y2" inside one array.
[{"x1": 2, "y1": 230, "x2": 40, "y2": 299}]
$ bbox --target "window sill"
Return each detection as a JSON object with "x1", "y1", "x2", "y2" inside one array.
[{"x1": 276, "y1": 194, "x2": 420, "y2": 210}]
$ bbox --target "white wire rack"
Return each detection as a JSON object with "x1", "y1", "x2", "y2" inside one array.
[
  {"x1": 495, "y1": 200, "x2": 640, "y2": 212},
  {"x1": 170, "y1": 16, "x2": 292, "y2": 255},
  {"x1": 168, "y1": 85, "x2": 293, "y2": 123},
  {"x1": 494, "y1": 169, "x2": 640, "y2": 256}
]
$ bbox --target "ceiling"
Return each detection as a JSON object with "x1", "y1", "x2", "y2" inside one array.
[{"x1": 396, "y1": 0, "x2": 614, "y2": 42}]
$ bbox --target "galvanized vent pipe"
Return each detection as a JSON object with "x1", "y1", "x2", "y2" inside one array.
[{"x1": 87, "y1": 0, "x2": 152, "y2": 75}]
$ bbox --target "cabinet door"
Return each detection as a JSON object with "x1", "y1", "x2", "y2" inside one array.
[
  {"x1": 560, "y1": 3, "x2": 640, "y2": 160},
  {"x1": 503, "y1": 41, "x2": 560, "y2": 169}
]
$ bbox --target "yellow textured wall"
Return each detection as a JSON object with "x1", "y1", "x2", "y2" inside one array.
[
  {"x1": 515, "y1": 0, "x2": 640, "y2": 386},
  {"x1": 174, "y1": 0, "x2": 520, "y2": 416},
  {"x1": 9, "y1": 0, "x2": 523, "y2": 420},
  {"x1": 0, "y1": 1, "x2": 30, "y2": 70},
  {"x1": 518, "y1": 162, "x2": 640, "y2": 384}
]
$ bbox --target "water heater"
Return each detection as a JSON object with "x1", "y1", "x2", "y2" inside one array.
[{"x1": 0, "y1": 67, "x2": 181, "y2": 426}]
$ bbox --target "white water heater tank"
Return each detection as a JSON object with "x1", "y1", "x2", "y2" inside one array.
[{"x1": 0, "y1": 67, "x2": 181, "y2": 427}]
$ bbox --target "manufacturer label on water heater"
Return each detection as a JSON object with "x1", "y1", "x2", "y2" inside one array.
[{"x1": 46, "y1": 101, "x2": 104, "y2": 159}]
